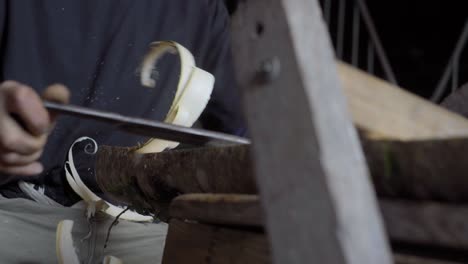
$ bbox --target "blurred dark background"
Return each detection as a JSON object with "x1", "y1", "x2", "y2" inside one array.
[{"x1": 223, "y1": 0, "x2": 468, "y2": 101}]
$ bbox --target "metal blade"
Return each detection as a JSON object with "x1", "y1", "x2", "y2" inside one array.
[{"x1": 43, "y1": 101, "x2": 250, "y2": 146}]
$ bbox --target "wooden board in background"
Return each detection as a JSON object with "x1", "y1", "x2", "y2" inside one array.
[
  {"x1": 162, "y1": 219, "x2": 270, "y2": 264},
  {"x1": 338, "y1": 63, "x2": 468, "y2": 140},
  {"x1": 168, "y1": 194, "x2": 468, "y2": 254},
  {"x1": 170, "y1": 193, "x2": 263, "y2": 227},
  {"x1": 394, "y1": 254, "x2": 465, "y2": 264}
]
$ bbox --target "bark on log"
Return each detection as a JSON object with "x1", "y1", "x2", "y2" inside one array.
[
  {"x1": 96, "y1": 136, "x2": 468, "y2": 215},
  {"x1": 96, "y1": 144, "x2": 255, "y2": 219}
]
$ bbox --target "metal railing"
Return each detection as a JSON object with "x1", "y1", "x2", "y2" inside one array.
[
  {"x1": 320, "y1": 0, "x2": 398, "y2": 85},
  {"x1": 431, "y1": 19, "x2": 468, "y2": 102},
  {"x1": 320, "y1": 0, "x2": 468, "y2": 102}
]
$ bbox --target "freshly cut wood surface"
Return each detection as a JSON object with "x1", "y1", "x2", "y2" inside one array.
[
  {"x1": 162, "y1": 219, "x2": 270, "y2": 264},
  {"x1": 338, "y1": 63, "x2": 468, "y2": 140}
]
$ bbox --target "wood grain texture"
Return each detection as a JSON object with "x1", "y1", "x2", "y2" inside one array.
[
  {"x1": 97, "y1": 135, "x2": 468, "y2": 217},
  {"x1": 167, "y1": 195, "x2": 468, "y2": 254},
  {"x1": 167, "y1": 197, "x2": 468, "y2": 258},
  {"x1": 381, "y1": 200, "x2": 468, "y2": 251},
  {"x1": 170, "y1": 193, "x2": 263, "y2": 227},
  {"x1": 394, "y1": 254, "x2": 465, "y2": 264},
  {"x1": 338, "y1": 63, "x2": 468, "y2": 140},
  {"x1": 231, "y1": 1, "x2": 391, "y2": 264},
  {"x1": 164, "y1": 197, "x2": 468, "y2": 263},
  {"x1": 162, "y1": 219, "x2": 270, "y2": 264},
  {"x1": 169, "y1": 196, "x2": 468, "y2": 252},
  {"x1": 363, "y1": 137, "x2": 468, "y2": 202},
  {"x1": 96, "y1": 144, "x2": 255, "y2": 220}
]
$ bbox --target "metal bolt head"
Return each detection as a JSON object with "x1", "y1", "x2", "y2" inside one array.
[{"x1": 257, "y1": 57, "x2": 281, "y2": 83}]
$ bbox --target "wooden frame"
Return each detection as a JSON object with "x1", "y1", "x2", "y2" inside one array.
[{"x1": 230, "y1": 0, "x2": 391, "y2": 263}]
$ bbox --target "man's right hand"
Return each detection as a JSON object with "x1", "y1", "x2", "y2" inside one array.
[{"x1": 0, "y1": 81, "x2": 69, "y2": 176}]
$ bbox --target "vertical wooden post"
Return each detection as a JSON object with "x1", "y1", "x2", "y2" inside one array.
[{"x1": 230, "y1": 0, "x2": 392, "y2": 263}]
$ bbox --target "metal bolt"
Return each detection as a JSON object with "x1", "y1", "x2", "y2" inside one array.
[{"x1": 257, "y1": 57, "x2": 281, "y2": 83}]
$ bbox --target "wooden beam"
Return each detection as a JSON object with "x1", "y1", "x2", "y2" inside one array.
[
  {"x1": 338, "y1": 63, "x2": 468, "y2": 140},
  {"x1": 170, "y1": 194, "x2": 263, "y2": 227},
  {"x1": 162, "y1": 219, "x2": 270, "y2": 264},
  {"x1": 381, "y1": 200, "x2": 468, "y2": 251},
  {"x1": 162, "y1": 217, "x2": 466, "y2": 264},
  {"x1": 167, "y1": 194, "x2": 468, "y2": 254},
  {"x1": 163, "y1": 204, "x2": 468, "y2": 264},
  {"x1": 363, "y1": 137, "x2": 468, "y2": 202},
  {"x1": 394, "y1": 254, "x2": 465, "y2": 264},
  {"x1": 231, "y1": 1, "x2": 391, "y2": 263}
]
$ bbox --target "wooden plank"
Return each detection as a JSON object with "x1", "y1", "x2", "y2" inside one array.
[
  {"x1": 363, "y1": 137, "x2": 468, "y2": 202},
  {"x1": 169, "y1": 196, "x2": 468, "y2": 253},
  {"x1": 168, "y1": 196, "x2": 468, "y2": 254},
  {"x1": 167, "y1": 195, "x2": 468, "y2": 253},
  {"x1": 168, "y1": 196, "x2": 468, "y2": 252},
  {"x1": 381, "y1": 200, "x2": 468, "y2": 251},
  {"x1": 231, "y1": 1, "x2": 391, "y2": 264},
  {"x1": 394, "y1": 254, "x2": 465, "y2": 264},
  {"x1": 168, "y1": 195, "x2": 468, "y2": 252},
  {"x1": 338, "y1": 63, "x2": 468, "y2": 140},
  {"x1": 162, "y1": 219, "x2": 270, "y2": 264},
  {"x1": 170, "y1": 194, "x2": 263, "y2": 227},
  {"x1": 161, "y1": 218, "x2": 466, "y2": 264}
]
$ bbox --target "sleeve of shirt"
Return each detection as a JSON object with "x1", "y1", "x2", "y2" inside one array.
[
  {"x1": 198, "y1": 0, "x2": 247, "y2": 136},
  {"x1": 0, "y1": 0, "x2": 5, "y2": 55}
]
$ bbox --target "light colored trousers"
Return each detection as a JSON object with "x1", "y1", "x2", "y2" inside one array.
[{"x1": 0, "y1": 195, "x2": 167, "y2": 263}]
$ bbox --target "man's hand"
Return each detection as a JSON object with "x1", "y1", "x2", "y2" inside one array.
[{"x1": 0, "y1": 81, "x2": 70, "y2": 175}]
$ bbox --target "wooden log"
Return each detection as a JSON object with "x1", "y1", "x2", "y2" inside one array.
[
  {"x1": 95, "y1": 144, "x2": 255, "y2": 219},
  {"x1": 338, "y1": 63, "x2": 468, "y2": 140},
  {"x1": 170, "y1": 194, "x2": 263, "y2": 227},
  {"x1": 96, "y1": 135, "x2": 468, "y2": 216},
  {"x1": 162, "y1": 219, "x2": 270, "y2": 264}
]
